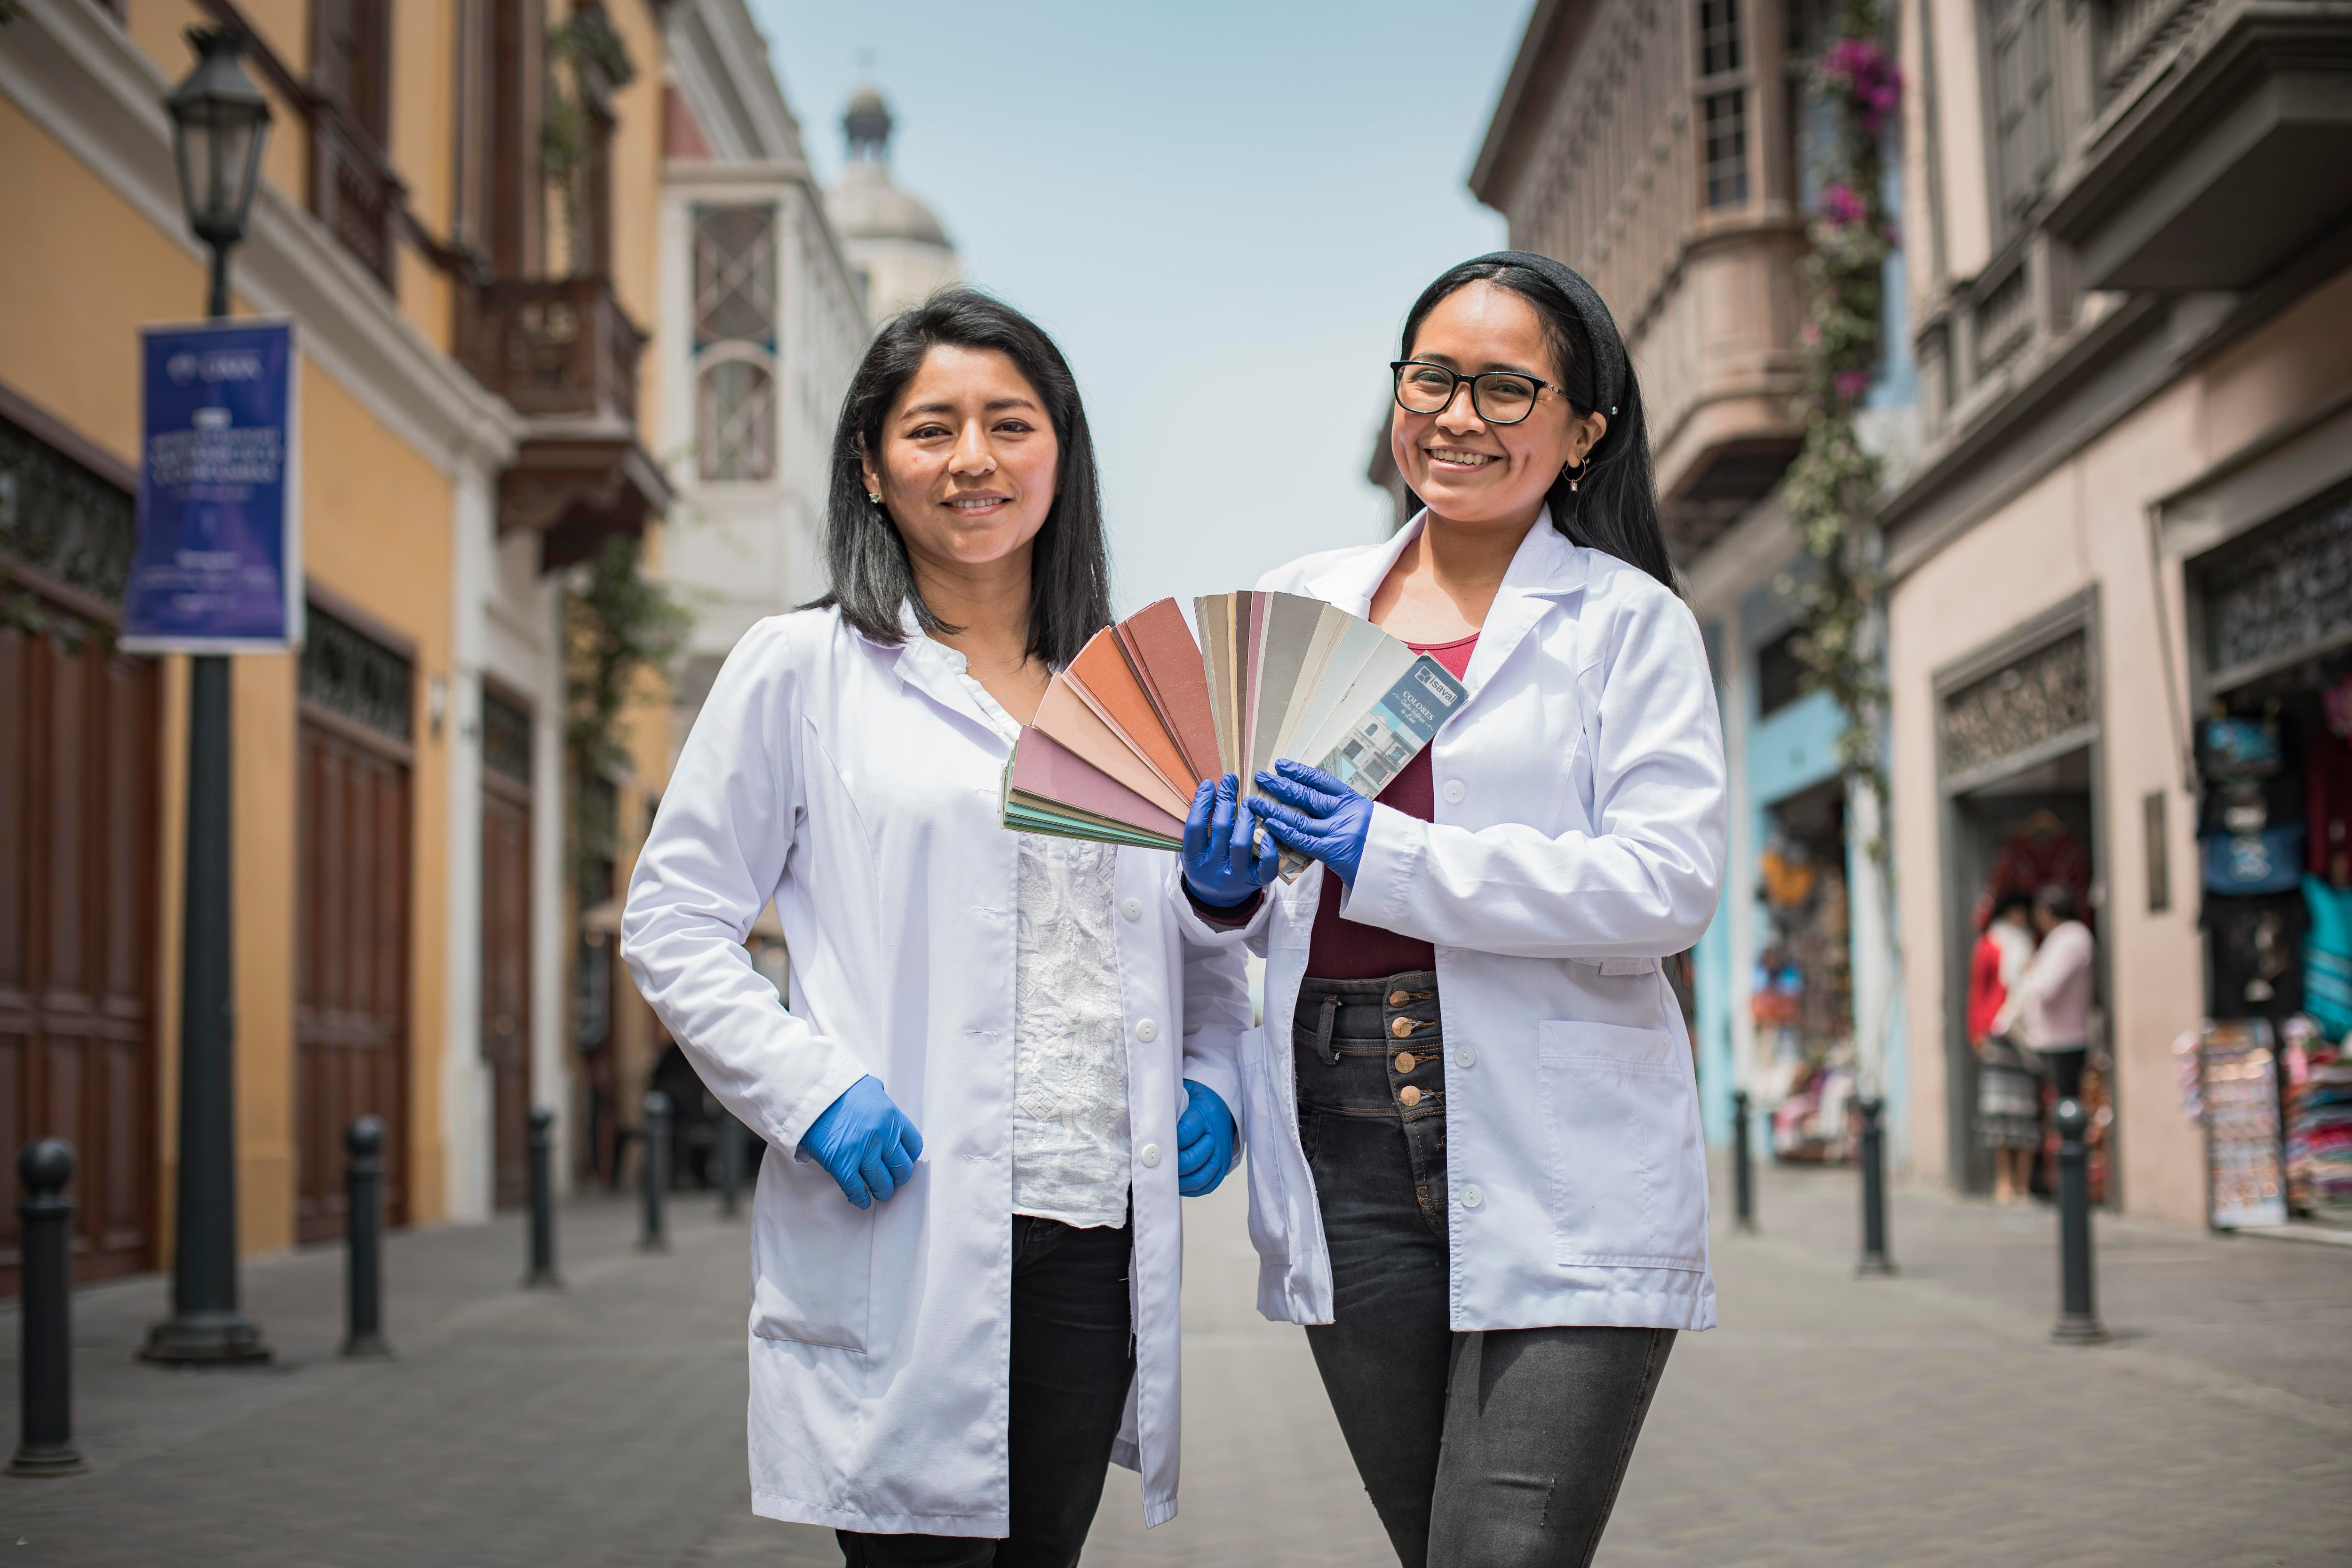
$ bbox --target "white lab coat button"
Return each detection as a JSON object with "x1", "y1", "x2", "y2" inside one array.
[
  {"x1": 1121, "y1": 898, "x2": 1142, "y2": 921},
  {"x1": 1136, "y1": 1019, "x2": 1159, "y2": 1043},
  {"x1": 1441, "y1": 779, "x2": 1466, "y2": 804},
  {"x1": 1140, "y1": 1144, "x2": 1162, "y2": 1167},
  {"x1": 1455, "y1": 1043, "x2": 1478, "y2": 1068},
  {"x1": 1461, "y1": 1183, "x2": 1484, "y2": 1209}
]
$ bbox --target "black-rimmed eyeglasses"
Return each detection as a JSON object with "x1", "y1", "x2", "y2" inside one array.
[{"x1": 1390, "y1": 360, "x2": 1557, "y2": 425}]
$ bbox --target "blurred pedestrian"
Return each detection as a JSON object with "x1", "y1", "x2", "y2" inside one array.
[
  {"x1": 623, "y1": 292, "x2": 1249, "y2": 1564},
  {"x1": 1998, "y1": 883, "x2": 2098, "y2": 1103},
  {"x1": 1181, "y1": 253, "x2": 1724, "y2": 1568},
  {"x1": 1969, "y1": 893, "x2": 2040, "y2": 1202}
]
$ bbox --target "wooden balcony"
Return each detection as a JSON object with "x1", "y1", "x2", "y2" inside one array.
[
  {"x1": 2047, "y1": 0, "x2": 2352, "y2": 291},
  {"x1": 456, "y1": 277, "x2": 670, "y2": 571},
  {"x1": 1640, "y1": 220, "x2": 1812, "y2": 561}
]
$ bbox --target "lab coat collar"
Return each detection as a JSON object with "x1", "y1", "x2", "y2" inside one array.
[
  {"x1": 868, "y1": 599, "x2": 1015, "y2": 745},
  {"x1": 1303, "y1": 509, "x2": 1591, "y2": 703}
]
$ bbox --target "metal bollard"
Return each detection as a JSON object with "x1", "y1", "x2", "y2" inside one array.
[
  {"x1": 718, "y1": 1113, "x2": 744, "y2": 1220},
  {"x1": 1731, "y1": 1089, "x2": 1756, "y2": 1233},
  {"x1": 640, "y1": 1090, "x2": 671, "y2": 1253},
  {"x1": 1856, "y1": 1097, "x2": 1897, "y2": 1277},
  {"x1": 2051, "y1": 1098, "x2": 2107, "y2": 1343},
  {"x1": 341, "y1": 1116, "x2": 391, "y2": 1358},
  {"x1": 8, "y1": 1140, "x2": 85, "y2": 1478},
  {"x1": 524, "y1": 1107, "x2": 560, "y2": 1289}
]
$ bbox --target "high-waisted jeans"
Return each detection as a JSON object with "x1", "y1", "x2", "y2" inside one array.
[{"x1": 1293, "y1": 972, "x2": 1675, "y2": 1568}]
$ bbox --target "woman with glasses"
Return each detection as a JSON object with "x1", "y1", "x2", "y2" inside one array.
[
  {"x1": 1176, "y1": 253, "x2": 1725, "y2": 1568},
  {"x1": 624, "y1": 291, "x2": 1251, "y2": 1565}
]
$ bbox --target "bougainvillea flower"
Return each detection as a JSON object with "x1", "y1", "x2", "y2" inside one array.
[{"x1": 1819, "y1": 182, "x2": 1868, "y2": 227}]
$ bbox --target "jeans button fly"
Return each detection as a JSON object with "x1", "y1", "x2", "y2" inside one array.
[
  {"x1": 1399, "y1": 1085, "x2": 1422, "y2": 1107},
  {"x1": 1394, "y1": 1051, "x2": 1415, "y2": 1073},
  {"x1": 1390, "y1": 1017, "x2": 1412, "y2": 1039}
]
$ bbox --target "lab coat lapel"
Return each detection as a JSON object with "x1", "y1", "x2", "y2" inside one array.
[
  {"x1": 1302, "y1": 514, "x2": 1423, "y2": 616},
  {"x1": 1455, "y1": 512, "x2": 1587, "y2": 717},
  {"x1": 875, "y1": 601, "x2": 1015, "y2": 747}
]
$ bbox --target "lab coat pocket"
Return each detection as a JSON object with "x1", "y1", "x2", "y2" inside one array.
[
  {"x1": 1538, "y1": 1020, "x2": 1706, "y2": 1271},
  {"x1": 749, "y1": 1165, "x2": 874, "y2": 1351}
]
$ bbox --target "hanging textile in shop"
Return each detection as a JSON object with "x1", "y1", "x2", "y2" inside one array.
[{"x1": 1973, "y1": 811, "x2": 2093, "y2": 931}]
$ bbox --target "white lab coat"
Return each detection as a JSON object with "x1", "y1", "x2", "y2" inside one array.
[
  {"x1": 621, "y1": 604, "x2": 1250, "y2": 1536},
  {"x1": 1183, "y1": 512, "x2": 1727, "y2": 1333}
]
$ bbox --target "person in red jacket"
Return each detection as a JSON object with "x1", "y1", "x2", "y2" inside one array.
[{"x1": 1969, "y1": 893, "x2": 2040, "y2": 1202}]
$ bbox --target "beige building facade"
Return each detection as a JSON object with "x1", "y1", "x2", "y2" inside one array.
[
  {"x1": 0, "y1": 0, "x2": 698, "y2": 1281},
  {"x1": 1884, "y1": 0, "x2": 2352, "y2": 1226}
]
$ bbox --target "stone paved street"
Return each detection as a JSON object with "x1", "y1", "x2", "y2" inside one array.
[{"x1": 3, "y1": 1163, "x2": 2347, "y2": 1566}]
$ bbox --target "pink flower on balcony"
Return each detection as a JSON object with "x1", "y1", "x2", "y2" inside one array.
[
  {"x1": 1823, "y1": 38, "x2": 1902, "y2": 133},
  {"x1": 1836, "y1": 368, "x2": 1874, "y2": 400},
  {"x1": 1819, "y1": 182, "x2": 1868, "y2": 228}
]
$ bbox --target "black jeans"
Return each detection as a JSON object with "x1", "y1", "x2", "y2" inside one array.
[
  {"x1": 1294, "y1": 973, "x2": 1676, "y2": 1568},
  {"x1": 837, "y1": 1215, "x2": 1134, "y2": 1568},
  {"x1": 2041, "y1": 1044, "x2": 2088, "y2": 1101}
]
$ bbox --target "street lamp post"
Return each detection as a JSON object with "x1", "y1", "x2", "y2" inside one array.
[{"x1": 141, "y1": 26, "x2": 274, "y2": 1367}]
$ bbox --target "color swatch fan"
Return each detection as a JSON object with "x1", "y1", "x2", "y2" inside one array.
[{"x1": 1002, "y1": 594, "x2": 1469, "y2": 879}]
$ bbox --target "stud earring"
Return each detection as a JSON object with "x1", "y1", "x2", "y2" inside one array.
[{"x1": 867, "y1": 491, "x2": 883, "y2": 505}]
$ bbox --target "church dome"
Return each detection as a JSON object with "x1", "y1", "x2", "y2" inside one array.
[
  {"x1": 826, "y1": 158, "x2": 949, "y2": 247},
  {"x1": 824, "y1": 85, "x2": 950, "y2": 249}
]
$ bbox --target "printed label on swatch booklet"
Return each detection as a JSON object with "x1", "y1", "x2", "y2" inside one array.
[{"x1": 1278, "y1": 655, "x2": 1470, "y2": 880}]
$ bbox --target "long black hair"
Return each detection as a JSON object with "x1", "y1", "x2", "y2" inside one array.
[
  {"x1": 812, "y1": 289, "x2": 1112, "y2": 669},
  {"x1": 1398, "y1": 255, "x2": 1675, "y2": 589}
]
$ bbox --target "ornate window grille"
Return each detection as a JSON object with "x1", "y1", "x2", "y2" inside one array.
[{"x1": 692, "y1": 205, "x2": 780, "y2": 484}]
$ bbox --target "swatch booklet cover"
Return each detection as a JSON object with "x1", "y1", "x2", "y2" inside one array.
[{"x1": 1002, "y1": 592, "x2": 1468, "y2": 877}]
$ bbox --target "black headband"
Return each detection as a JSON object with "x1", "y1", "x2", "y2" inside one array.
[{"x1": 1469, "y1": 250, "x2": 1627, "y2": 421}]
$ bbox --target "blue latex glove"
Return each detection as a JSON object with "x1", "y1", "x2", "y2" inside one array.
[
  {"x1": 1176, "y1": 1079, "x2": 1237, "y2": 1196},
  {"x1": 1181, "y1": 772, "x2": 1279, "y2": 908},
  {"x1": 1251, "y1": 760, "x2": 1375, "y2": 885},
  {"x1": 798, "y1": 1075, "x2": 922, "y2": 1210}
]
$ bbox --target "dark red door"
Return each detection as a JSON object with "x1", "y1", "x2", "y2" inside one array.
[
  {"x1": 294, "y1": 710, "x2": 411, "y2": 1244},
  {"x1": 481, "y1": 762, "x2": 532, "y2": 1208},
  {"x1": 0, "y1": 596, "x2": 160, "y2": 1295}
]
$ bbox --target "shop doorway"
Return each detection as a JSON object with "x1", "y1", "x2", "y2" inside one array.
[
  {"x1": 1754, "y1": 776, "x2": 1856, "y2": 1161},
  {"x1": 1950, "y1": 748, "x2": 2103, "y2": 1199}
]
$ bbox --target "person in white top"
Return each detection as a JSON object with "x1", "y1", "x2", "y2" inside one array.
[
  {"x1": 620, "y1": 293, "x2": 1250, "y2": 1561},
  {"x1": 1996, "y1": 883, "x2": 2098, "y2": 1103},
  {"x1": 1175, "y1": 252, "x2": 1727, "y2": 1568}
]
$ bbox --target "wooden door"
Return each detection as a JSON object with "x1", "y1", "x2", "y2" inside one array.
[
  {"x1": 294, "y1": 684, "x2": 413, "y2": 1242},
  {"x1": 0, "y1": 600, "x2": 160, "y2": 1296},
  {"x1": 480, "y1": 687, "x2": 533, "y2": 1210}
]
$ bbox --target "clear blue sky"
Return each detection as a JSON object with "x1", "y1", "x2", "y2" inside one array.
[{"x1": 747, "y1": 0, "x2": 1528, "y2": 617}]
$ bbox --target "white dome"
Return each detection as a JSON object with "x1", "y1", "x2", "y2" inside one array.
[{"x1": 826, "y1": 158, "x2": 949, "y2": 248}]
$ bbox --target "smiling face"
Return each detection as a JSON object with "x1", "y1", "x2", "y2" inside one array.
[
  {"x1": 1391, "y1": 280, "x2": 1608, "y2": 532},
  {"x1": 861, "y1": 344, "x2": 1060, "y2": 578}
]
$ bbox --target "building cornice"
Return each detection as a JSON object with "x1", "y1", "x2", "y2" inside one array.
[
  {"x1": 1, "y1": 0, "x2": 522, "y2": 479},
  {"x1": 1468, "y1": 0, "x2": 1597, "y2": 210}
]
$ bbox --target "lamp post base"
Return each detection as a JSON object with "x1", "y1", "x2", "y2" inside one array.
[
  {"x1": 6, "y1": 1439, "x2": 87, "y2": 1479},
  {"x1": 139, "y1": 1312, "x2": 271, "y2": 1366}
]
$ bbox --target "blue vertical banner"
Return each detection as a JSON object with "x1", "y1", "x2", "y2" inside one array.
[{"x1": 120, "y1": 318, "x2": 302, "y2": 652}]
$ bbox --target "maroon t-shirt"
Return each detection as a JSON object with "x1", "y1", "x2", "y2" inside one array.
[{"x1": 1303, "y1": 632, "x2": 1478, "y2": 979}]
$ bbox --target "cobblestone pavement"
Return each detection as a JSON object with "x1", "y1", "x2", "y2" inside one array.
[{"x1": 4, "y1": 1162, "x2": 2347, "y2": 1565}]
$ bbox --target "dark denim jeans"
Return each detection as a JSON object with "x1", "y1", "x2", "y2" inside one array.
[
  {"x1": 1294, "y1": 973, "x2": 1675, "y2": 1568},
  {"x1": 837, "y1": 1215, "x2": 1134, "y2": 1568}
]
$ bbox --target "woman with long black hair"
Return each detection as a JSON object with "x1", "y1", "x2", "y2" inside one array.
[
  {"x1": 625, "y1": 290, "x2": 1249, "y2": 1565},
  {"x1": 1176, "y1": 253, "x2": 1727, "y2": 1567}
]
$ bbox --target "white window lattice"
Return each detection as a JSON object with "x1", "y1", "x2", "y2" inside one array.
[{"x1": 691, "y1": 204, "x2": 780, "y2": 482}]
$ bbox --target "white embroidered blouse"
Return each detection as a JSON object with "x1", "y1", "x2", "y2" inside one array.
[{"x1": 945, "y1": 652, "x2": 1131, "y2": 1229}]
